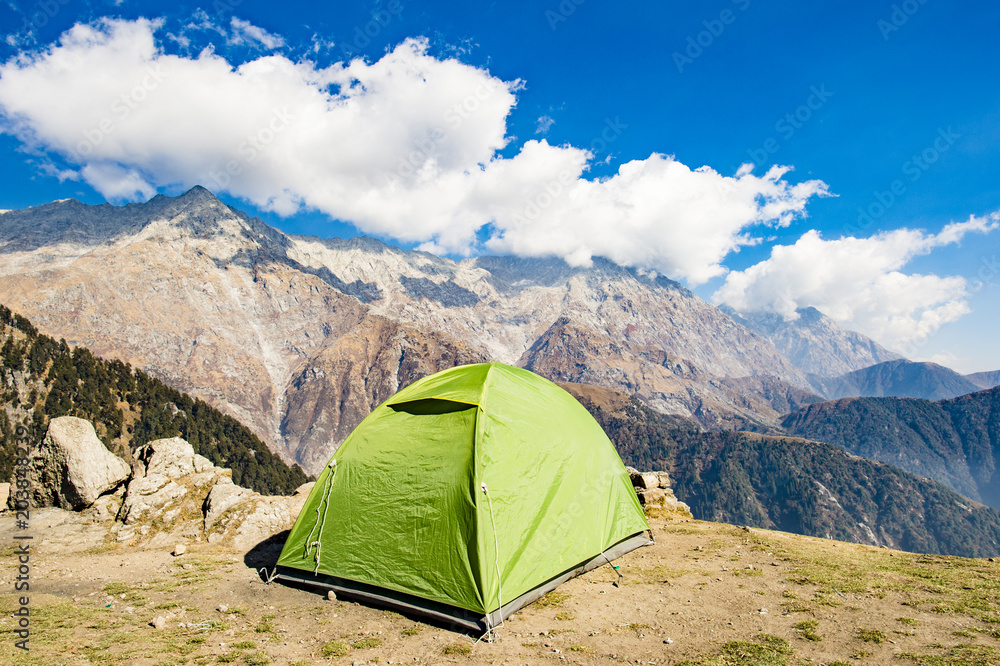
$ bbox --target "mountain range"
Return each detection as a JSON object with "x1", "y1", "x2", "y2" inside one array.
[
  {"x1": 0, "y1": 187, "x2": 994, "y2": 476},
  {"x1": 782, "y1": 385, "x2": 1000, "y2": 510},
  {"x1": 566, "y1": 382, "x2": 1000, "y2": 557}
]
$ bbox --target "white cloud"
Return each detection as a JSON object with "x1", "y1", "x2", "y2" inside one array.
[
  {"x1": 0, "y1": 17, "x2": 828, "y2": 285},
  {"x1": 228, "y1": 18, "x2": 285, "y2": 50},
  {"x1": 535, "y1": 114, "x2": 554, "y2": 134},
  {"x1": 714, "y1": 213, "x2": 1000, "y2": 350}
]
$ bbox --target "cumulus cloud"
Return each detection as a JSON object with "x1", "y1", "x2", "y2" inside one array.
[
  {"x1": 714, "y1": 213, "x2": 1000, "y2": 351},
  {"x1": 535, "y1": 115, "x2": 554, "y2": 134},
  {"x1": 228, "y1": 18, "x2": 285, "y2": 50},
  {"x1": 0, "y1": 17, "x2": 828, "y2": 284}
]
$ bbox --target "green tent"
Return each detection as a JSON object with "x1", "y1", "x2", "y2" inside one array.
[{"x1": 275, "y1": 362, "x2": 650, "y2": 632}]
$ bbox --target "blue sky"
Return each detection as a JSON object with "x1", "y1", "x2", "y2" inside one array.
[{"x1": 0, "y1": 0, "x2": 998, "y2": 373}]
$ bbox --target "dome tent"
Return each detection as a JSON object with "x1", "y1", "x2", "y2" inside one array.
[{"x1": 275, "y1": 362, "x2": 650, "y2": 632}]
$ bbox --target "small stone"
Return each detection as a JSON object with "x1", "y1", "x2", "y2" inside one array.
[
  {"x1": 172, "y1": 544, "x2": 187, "y2": 556},
  {"x1": 327, "y1": 590, "x2": 337, "y2": 601},
  {"x1": 217, "y1": 604, "x2": 228, "y2": 613},
  {"x1": 664, "y1": 638, "x2": 673, "y2": 644},
  {"x1": 151, "y1": 616, "x2": 167, "y2": 629},
  {"x1": 758, "y1": 608, "x2": 768, "y2": 615}
]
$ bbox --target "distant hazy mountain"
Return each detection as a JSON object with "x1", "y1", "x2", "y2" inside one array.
[
  {"x1": 565, "y1": 382, "x2": 1000, "y2": 557},
  {"x1": 967, "y1": 370, "x2": 1000, "y2": 390},
  {"x1": 782, "y1": 385, "x2": 1000, "y2": 509},
  {"x1": 1, "y1": 187, "x2": 823, "y2": 473},
  {"x1": 810, "y1": 359, "x2": 984, "y2": 401},
  {"x1": 721, "y1": 306, "x2": 903, "y2": 378}
]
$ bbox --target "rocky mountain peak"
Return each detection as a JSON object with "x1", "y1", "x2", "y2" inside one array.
[{"x1": 722, "y1": 305, "x2": 903, "y2": 378}]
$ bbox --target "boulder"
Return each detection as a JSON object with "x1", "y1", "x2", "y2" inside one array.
[
  {"x1": 119, "y1": 474, "x2": 188, "y2": 524},
  {"x1": 636, "y1": 488, "x2": 667, "y2": 506},
  {"x1": 0, "y1": 482, "x2": 9, "y2": 511},
  {"x1": 27, "y1": 416, "x2": 130, "y2": 510},
  {"x1": 630, "y1": 470, "x2": 660, "y2": 490},
  {"x1": 231, "y1": 497, "x2": 295, "y2": 550},
  {"x1": 204, "y1": 478, "x2": 256, "y2": 529},
  {"x1": 135, "y1": 438, "x2": 215, "y2": 480}
]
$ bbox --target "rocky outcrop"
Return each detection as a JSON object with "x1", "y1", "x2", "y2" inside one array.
[
  {"x1": 19, "y1": 418, "x2": 310, "y2": 551},
  {"x1": 627, "y1": 466, "x2": 692, "y2": 518},
  {"x1": 26, "y1": 416, "x2": 131, "y2": 510},
  {"x1": 205, "y1": 481, "x2": 313, "y2": 550},
  {"x1": 119, "y1": 437, "x2": 226, "y2": 525}
]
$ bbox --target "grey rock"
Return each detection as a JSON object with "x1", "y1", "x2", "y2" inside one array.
[
  {"x1": 204, "y1": 478, "x2": 256, "y2": 529},
  {"x1": 636, "y1": 488, "x2": 667, "y2": 506},
  {"x1": 137, "y1": 437, "x2": 215, "y2": 480},
  {"x1": 0, "y1": 482, "x2": 8, "y2": 510},
  {"x1": 120, "y1": 473, "x2": 187, "y2": 524},
  {"x1": 630, "y1": 471, "x2": 660, "y2": 490},
  {"x1": 27, "y1": 416, "x2": 130, "y2": 510}
]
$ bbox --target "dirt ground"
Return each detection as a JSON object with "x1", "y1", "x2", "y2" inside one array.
[{"x1": 2, "y1": 508, "x2": 1000, "y2": 665}]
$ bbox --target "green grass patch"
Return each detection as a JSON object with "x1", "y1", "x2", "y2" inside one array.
[
  {"x1": 254, "y1": 614, "x2": 276, "y2": 634},
  {"x1": 793, "y1": 619, "x2": 821, "y2": 641},
  {"x1": 897, "y1": 644, "x2": 1000, "y2": 665},
  {"x1": 677, "y1": 633, "x2": 793, "y2": 666},
  {"x1": 243, "y1": 651, "x2": 270, "y2": 666},
  {"x1": 856, "y1": 628, "x2": 887, "y2": 644},
  {"x1": 443, "y1": 642, "x2": 473, "y2": 655},
  {"x1": 536, "y1": 591, "x2": 570, "y2": 607},
  {"x1": 320, "y1": 641, "x2": 350, "y2": 658}
]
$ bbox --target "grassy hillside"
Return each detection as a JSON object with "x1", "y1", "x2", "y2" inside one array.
[
  {"x1": 0, "y1": 304, "x2": 309, "y2": 495},
  {"x1": 782, "y1": 388, "x2": 1000, "y2": 510},
  {"x1": 565, "y1": 384, "x2": 1000, "y2": 558}
]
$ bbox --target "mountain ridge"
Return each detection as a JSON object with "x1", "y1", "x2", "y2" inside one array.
[
  {"x1": 781, "y1": 385, "x2": 1000, "y2": 509},
  {"x1": 721, "y1": 305, "x2": 904, "y2": 379},
  {"x1": 1, "y1": 187, "x2": 953, "y2": 476},
  {"x1": 810, "y1": 358, "x2": 984, "y2": 401}
]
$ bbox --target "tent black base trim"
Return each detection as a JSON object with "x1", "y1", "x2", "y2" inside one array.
[{"x1": 274, "y1": 531, "x2": 651, "y2": 634}]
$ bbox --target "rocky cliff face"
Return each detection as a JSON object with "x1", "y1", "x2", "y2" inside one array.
[
  {"x1": 1, "y1": 188, "x2": 825, "y2": 474},
  {"x1": 722, "y1": 306, "x2": 903, "y2": 378}
]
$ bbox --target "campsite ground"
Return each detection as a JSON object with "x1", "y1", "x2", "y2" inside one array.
[{"x1": 2, "y1": 510, "x2": 1000, "y2": 665}]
